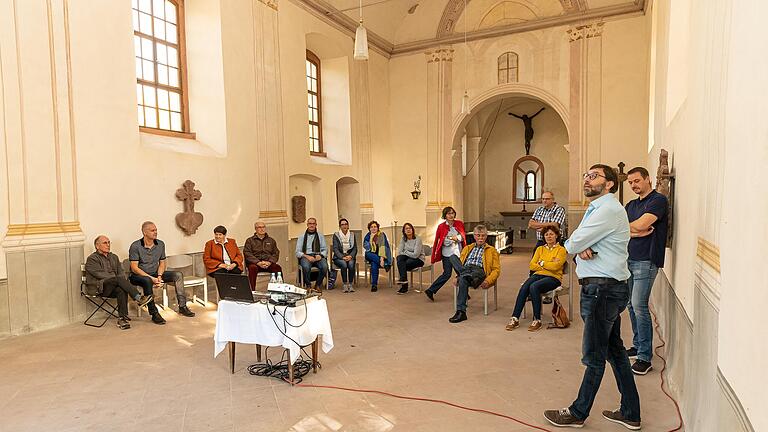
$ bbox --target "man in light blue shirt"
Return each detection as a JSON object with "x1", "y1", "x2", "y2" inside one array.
[{"x1": 544, "y1": 164, "x2": 640, "y2": 430}]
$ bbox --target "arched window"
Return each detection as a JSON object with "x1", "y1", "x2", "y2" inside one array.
[
  {"x1": 513, "y1": 156, "x2": 544, "y2": 203},
  {"x1": 132, "y1": 0, "x2": 190, "y2": 135},
  {"x1": 497, "y1": 52, "x2": 519, "y2": 84},
  {"x1": 306, "y1": 50, "x2": 325, "y2": 156}
]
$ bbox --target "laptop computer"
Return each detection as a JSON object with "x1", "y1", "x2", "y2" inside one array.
[{"x1": 213, "y1": 274, "x2": 255, "y2": 303}]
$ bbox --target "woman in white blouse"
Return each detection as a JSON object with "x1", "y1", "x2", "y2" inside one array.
[{"x1": 332, "y1": 218, "x2": 358, "y2": 292}]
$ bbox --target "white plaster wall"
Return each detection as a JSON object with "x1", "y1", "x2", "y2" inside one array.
[{"x1": 718, "y1": 1, "x2": 768, "y2": 429}]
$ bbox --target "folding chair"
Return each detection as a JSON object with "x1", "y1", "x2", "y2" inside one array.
[
  {"x1": 166, "y1": 254, "x2": 208, "y2": 307},
  {"x1": 407, "y1": 245, "x2": 434, "y2": 293},
  {"x1": 80, "y1": 264, "x2": 120, "y2": 328},
  {"x1": 453, "y1": 281, "x2": 498, "y2": 315}
]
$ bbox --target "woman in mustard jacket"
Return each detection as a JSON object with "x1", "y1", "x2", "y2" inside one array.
[{"x1": 507, "y1": 226, "x2": 566, "y2": 331}]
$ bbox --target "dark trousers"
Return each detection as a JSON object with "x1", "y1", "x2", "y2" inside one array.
[
  {"x1": 396, "y1": 255, "x2": 424, "y2": 284},
  {"x1": 101, "y1": 277, "x2": 141, "y2": 318},
  {"x1": 569, "y1": 281, "x2": 640, "y2": 422},
  {"x1": 511, "y1": 274, "x2": 561, "y2": 320},
  {"x1": 333, "y1": 257, "x2": 356, "y2": 283},
  {"x1": 129, "y1": 271, "x2": 184, "y2": 315},
  {"x1": 246, "y1": 262, "x2": 281, "y2": 289},
  {"x1": 299, "y1": 257, "x2": 327, "y2": 288},
  {"x1": 456, "y1": 265, "x2": 485, "y2": 312},
  {"x1": 426, "y1": 255, "x2": 463, "y2": 294}
]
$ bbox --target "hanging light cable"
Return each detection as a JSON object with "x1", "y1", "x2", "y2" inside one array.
[
  {"x1": 461, "y1": 0, "x2": 470, "y2": 114},
  {"x1": 353, "y1": 0, "x2": 369, "y2": 60}
]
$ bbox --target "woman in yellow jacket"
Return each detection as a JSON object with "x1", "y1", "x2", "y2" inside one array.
[{"x1": 507, "y1": 226, "x2": 566, "y2": 331}]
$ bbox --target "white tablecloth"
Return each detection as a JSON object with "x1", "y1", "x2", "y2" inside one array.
[{"x1": 214, "y1": 298, "x2": 334, "y2": 363}]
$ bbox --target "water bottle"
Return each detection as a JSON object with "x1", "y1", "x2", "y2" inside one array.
[
  {"x1": 270, "y1": 273, "x2": 276, "y2": 283},
  {"x1": 277, "y1": 272, "x2": 283, "y2": 283}
]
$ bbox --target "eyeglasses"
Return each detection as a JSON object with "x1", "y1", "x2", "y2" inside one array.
[{"x1": 583, "y1": 172, "x2": 607, "y2": 181}]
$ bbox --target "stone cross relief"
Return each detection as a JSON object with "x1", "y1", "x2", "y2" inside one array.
[{"x1": 175, "y1": 180, "x2": 203, "y2": 236}]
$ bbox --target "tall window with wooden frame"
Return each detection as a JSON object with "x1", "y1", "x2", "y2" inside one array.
[
  {"x1": 498, "y1": 52, "x2": 519, "y2": 84},
  {"x1": 132, "y1": 0, "x2": 192, "y2": 137},
  {"x1": 306, "y1": 50, "x2": 325, "y2": 156}
]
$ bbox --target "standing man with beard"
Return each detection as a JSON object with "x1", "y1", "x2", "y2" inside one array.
[
  {"x1": 544, "y1": 164, "x2": 641, "y2": 430},
  {"x1": 624, "y1": 167, "x2": 669, "y2": 375}
]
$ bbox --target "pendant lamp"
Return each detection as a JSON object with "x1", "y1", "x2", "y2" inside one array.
[{"x1": 353, "y1": 0, "x2": 369, "y2": 60}]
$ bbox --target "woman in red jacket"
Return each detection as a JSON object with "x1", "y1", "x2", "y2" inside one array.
[
  {"x1": 203, "y1": 225, "x2": 244, "y2": 277},
  {"x1": 424, "y1": 206, "x2": 466, "y2": 301}
]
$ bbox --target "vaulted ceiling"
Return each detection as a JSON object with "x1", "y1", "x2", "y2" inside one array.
[{"x1": 295, "y1": 0, "x2": 647, "y2": 56}]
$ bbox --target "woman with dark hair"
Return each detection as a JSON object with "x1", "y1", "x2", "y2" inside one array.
[
  {"x1": 424, "y1": 206, "x2": 466, "y2": 301},
  {"x1": 203, "y1": 225, "x2": 244, "y2": 277},
  {"x1": 363, "y1": 220, "x2": 392, "y2": 292},
  {"x1": 332, "y1": 218, "x2": 358, "y2": 293},
  {"x1": 507, "y1": 225, "x2": 566, "y2": 332},
  {"x1": 395, "y1": 223, "x2": 425, "y2": 295}
]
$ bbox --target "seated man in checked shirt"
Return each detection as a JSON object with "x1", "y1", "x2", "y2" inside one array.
[{"x1": 448, "y1": 224, "x2": 501, "y2": 324}]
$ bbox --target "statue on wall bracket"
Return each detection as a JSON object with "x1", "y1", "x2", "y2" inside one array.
[
  {"x1": 656, "y1": 149, "x2": 675, "y2": 247},
  {"x1": 175, "y1": 180, "x2": 203, "y2": 236},
  {"x1": 509, "y1": 107, "x2": 545, "y2": 155}
]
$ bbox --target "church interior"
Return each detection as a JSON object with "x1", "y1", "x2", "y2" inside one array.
[{"x1": 0, "y1": 0, "x2": 765, "y2": 431}]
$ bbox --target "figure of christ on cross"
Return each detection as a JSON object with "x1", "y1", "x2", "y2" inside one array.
[{"x1": 509, "y1": 107, "x2": 545, "y2": 155}]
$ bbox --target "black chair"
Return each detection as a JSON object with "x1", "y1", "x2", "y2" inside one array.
[{"x1": 80, "y1": 264, "x2": 120, "y2": 328}]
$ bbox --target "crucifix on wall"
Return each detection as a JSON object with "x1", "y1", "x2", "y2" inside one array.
[{"x1": 508, "y1": 107, "x2": 545, "y2": 155}]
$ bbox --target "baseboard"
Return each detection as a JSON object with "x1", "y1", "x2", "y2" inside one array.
[{"x1": 717, "y1": 367, "x2": 756, "y2": 432}]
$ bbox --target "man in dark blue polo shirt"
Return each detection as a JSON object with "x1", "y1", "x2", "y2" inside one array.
[{"x1": 625, "y1": 167, "x2": 668, "y2": 376}]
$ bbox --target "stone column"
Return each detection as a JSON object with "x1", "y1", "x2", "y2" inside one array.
[
  {"x1": 424, "y1": 46, "x2": 454, "y2": 236},
  {"x1": 0, "y1": 0, "x2": 85, "y2": 335},
  {"x1": 567, "y1": 21, "x2": 604, "y2": 230},
  {"x1": 463, "y1": 135, "x2": 483, "y2": 222},
  {"x1": 252, "y1": 0, "x2": 289, "y2": 270}
]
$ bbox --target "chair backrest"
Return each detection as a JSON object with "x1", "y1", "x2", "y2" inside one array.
[
  {"x1": 166, "y1": 254, "x2": 193, "y2": 268},
  {"x1": 80, "y1": 264, "x2": 87, "y2": 283}
]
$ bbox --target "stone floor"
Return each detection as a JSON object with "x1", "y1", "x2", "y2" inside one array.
[{"x1": 0, "y1": 253, "x2": 683, "y2": 431}]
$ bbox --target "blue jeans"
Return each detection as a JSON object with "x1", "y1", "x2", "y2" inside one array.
[
  {"x1": 426, "y1": 255, "x2": 463, "y2": 294},
  {"x1": 627, "y1": 260, "x2": 659, "y2": 362},
  {"x1": 299, "y1": 256, "x2": 327, "y2": 288},
  {"x1": 333, "y1": 257, "x2": 356, "y2": 284},
  {"x1": 511, "y1": 274, "x2": 560, "y2": 320},
  {"x1": 365, "y1": 251, "x2": 389, "y2": 286},
  {"x1": 128, "y1": 271, "x2": 184, "y2": 315},
  {"x1": 569, "y1": 281, "x2": 640, "y2": 422}
]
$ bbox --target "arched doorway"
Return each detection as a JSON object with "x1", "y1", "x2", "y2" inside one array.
[
  {"x1": 335, "y1": 177, "x2": 361, "y2": 230},
  {"x1": 451, "y1": 85, "x2": 570, "y2": 250}
]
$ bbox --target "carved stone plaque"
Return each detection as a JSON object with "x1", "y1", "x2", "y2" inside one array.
[
  {"x1": 175, "y1": 180, "x2": 203, "y2": 236},
  {"x1": 292, "y1": 196, "x2": 306, "y2": 224}
]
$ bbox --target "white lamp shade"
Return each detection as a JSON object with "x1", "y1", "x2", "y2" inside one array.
[
  {"x1": 354, "y1": 24, "x2": 369, "y2": 60},
  {"x1": 461, "y1": 92, "x2": 470, "y2": 115}
]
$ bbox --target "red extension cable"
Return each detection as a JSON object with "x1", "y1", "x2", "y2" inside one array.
[{"x1": 298, "y1": 308, "x2": 685, "y2": 431}]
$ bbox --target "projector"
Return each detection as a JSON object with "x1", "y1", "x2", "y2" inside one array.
[
  {"x1": 267, "y1": 283, "x2": 307, "y2": 295},
  {"x1": 267, "y1": 283, "x2": 307, "y2": 306}
]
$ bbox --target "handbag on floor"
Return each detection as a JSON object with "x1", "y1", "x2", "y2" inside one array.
[{"x1": 547, "y1": 296, "x2": 570, "y2": 329}]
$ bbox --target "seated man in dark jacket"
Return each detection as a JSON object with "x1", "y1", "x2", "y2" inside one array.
[
  {"x1": 243, "y1": 221, "x2": 282, "y2": 289},
  {"x1": 85, "y1": 235, "x2": 152, "y2": 329}
]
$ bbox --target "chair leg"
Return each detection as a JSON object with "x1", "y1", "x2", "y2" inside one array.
[
  {"x1": 493, "y1": 284, "x2": 498, "y2": 311},
  {"x1": 453, "y1": 284, "x2": 457, "y2": 311},
  {"x1": 483, "y1": 289, "x2": 489, "y2": 316},
  {"x1": 84, "y1": 297, "x2": 118, "y2": 328}
]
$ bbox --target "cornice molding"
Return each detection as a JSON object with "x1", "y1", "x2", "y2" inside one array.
[
  {"x1": 288, "y1": 0, "x2": 393, "y2": 57},
  {"x1": 425, "y1": 47, "x2": 454, "y2": 63},
  {"x1": 291, "y1": 0, "x2": 644, "y2": 58},
  {"x1": 567, "y1": 21, "x2": 605, "y2": 41},
  {"x1": 256, "y1": 0, "x2": 278, "y2": 11}
]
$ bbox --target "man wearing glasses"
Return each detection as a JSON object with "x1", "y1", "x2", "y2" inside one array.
[
  {"x1": 544, "y1": 164, "x2": 640, "y2": 430},
  {"x1": 528, "y1": 190, "x2": 566, "y2": 250},
  {"x1": 295, "y1": 218, "x2": 328, "y2": 292}
]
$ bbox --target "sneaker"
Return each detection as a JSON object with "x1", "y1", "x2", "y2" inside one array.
[
  {"x1": 505, "y1": 317, "x2": 519, "y2": 331},
  {"x1": 151, "y1": 312, "x2": 166, "y2": 325},
  {"x1": 425, "y1": 290, "x2": 435, "y2": 301},
  {"x1": 348, "y1": 285, "x2": 355, "y2": 293},
  {"x1": 371, "y1": 285, "x2": 378, "y2": 292},
  {"x1": 543, "y1": 408, "x2": 584, "y2": 428},
  {"x1": 602, "y1": 409, "x2": 641, "y2": 430},
  {"x1": 135, "y1": 295, "x2": 152, "y2": 307},
  {"x1": 528, "y1": 320, "x2": 542, "y2": 332},
  {"x1": 117, "y1": 317, "x2": 131, "y2": 330},
  {"x1": 631, "y1": 360, "x2": 652, "y2": 375},
  {"x1": 178, "y1": 306, "x2": 195, "y2": 317},
  {"x1": 626, "y1": 347, "x2": 638, "y2": 359},
  {"x1": 397, "y1": 286, "x2": 408, "y2": 295}
]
